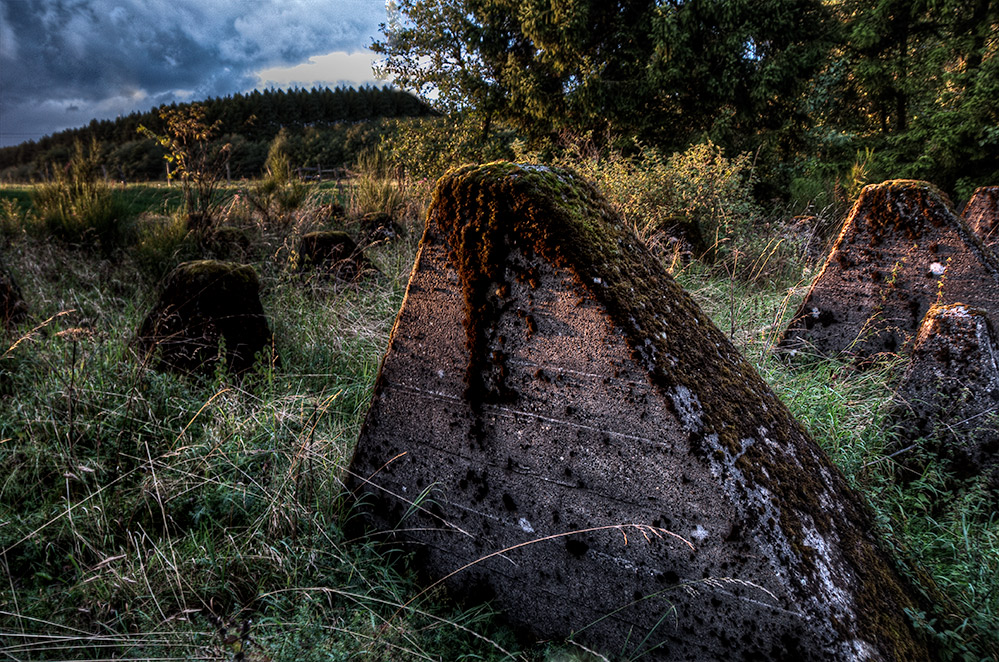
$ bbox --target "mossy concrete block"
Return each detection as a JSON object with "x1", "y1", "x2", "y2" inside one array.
[
  {"x1": 348, "y1": 163, "x2": 930, "y2": 660},
  {"x1": 889, "y1": 303, "x2": 999, "y2": 485},
  {"x1": 297, "y1": 230, "x2": 378, "y2": 281},
  {"x1": 137, "y1": 259, "x2": 272, "y2": 374},
  {"x1": 964, "y1": 186, "x2": 999, "y2": 247},
  {"x1": 778, "y1": 180, "x2": 999, "y2": 361},
  {"x1": 0, "y1": 260, "x2": 27, "y2": 327},
  {"x1": 358, "y1": 211, "x2": 405, "y2": 245}
]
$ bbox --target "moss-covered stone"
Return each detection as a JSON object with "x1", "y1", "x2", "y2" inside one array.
[
  {"x1": 888, "y1": 303, "x2": 999, "y2": 487},
  {"x1": 349, "y1": 163, "x2": 931, "y2": 660},
  {"x1": 202, "y1": 226, "x2": 252, "y2": 261},
  {"x1": 964, "y1": 186, "x2": 999, "y2": 248},
  {"x1": 779, "y1": 180, "x2": 999, "y2": 362},
  {"x1": 137, "y1": 259, "x2": 272, "y2": 374},
  {"x1": 297, "y1": 230, "x2": 379, "y2": 281}
]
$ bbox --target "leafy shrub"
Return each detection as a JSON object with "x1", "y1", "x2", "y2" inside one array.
[
  {"x1": 377, "y1": 113, "x2": 514, "y2": 185},
  {"x1": 241, "y1": 130, "x2": 315, "y2": 229},
  {"x1": 0, "y1": 197, "x2": 37, "y2": 245},
  {"x1": 517, "y1": 137, "x2": 759, "y2": 263}
]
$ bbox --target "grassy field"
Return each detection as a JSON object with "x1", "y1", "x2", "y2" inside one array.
[{"x1": 0, "y1": 178, "x2": 996, "y2": 661}]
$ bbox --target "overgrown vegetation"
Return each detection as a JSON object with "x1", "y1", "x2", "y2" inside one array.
[
  {"x1": 0, "y1": 129, "x2": 996, "y2": 659},
  {"x1": 0, "y1": 11, "x2": 997, "y2": 649},
  {"x1": 31, "y1": 138, "x2": 132, "y2": 253}
]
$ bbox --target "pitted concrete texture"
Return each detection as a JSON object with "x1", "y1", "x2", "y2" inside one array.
[
  {"x1": 890, "y1": 303, "x2": 999, "y2": 484},
  {"x1": 964, "y1": 186, "x2": 999, "y2": 247},
  {"x1": 348, "y1": 163, "x2": 929, "y2": 661},
  {"x1": 778, "y1": 180, "x2": 999, "y2": 361}
]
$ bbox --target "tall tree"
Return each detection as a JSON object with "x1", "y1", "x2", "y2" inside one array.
[
  {"x1": 375, "y1": 0, "x2": 830, "y2": 151},
  {"x1": 820, "y1": 0, "x2": 999, "y2": 187},
  {"x1": 649, "y1": 0, "x2": 831, "y2": 152}
]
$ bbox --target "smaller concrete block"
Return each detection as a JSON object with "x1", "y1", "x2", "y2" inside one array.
[
  {"x1": 358, "y1": 211, "x2": 405, "y2": 245},
  {"x1": 778, "y1": 180, "x2": 999, "y2": 361},
  {"x1": 889, "y1": 303, "x2": 999, "y2": 484},
  {"x1": 298, "y1": 231, "x2": 378, "y2": 281},
  {"x1": 964, "y1": 186, "x2": 999, "y2": 248},
  {"x1": 137, "y1": 260, "x2": 272, "y2": 374}
]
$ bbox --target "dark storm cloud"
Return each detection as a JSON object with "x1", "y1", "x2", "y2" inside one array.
[{"x1": 0, "y1": 0, "x2": 387, "y2": 146}]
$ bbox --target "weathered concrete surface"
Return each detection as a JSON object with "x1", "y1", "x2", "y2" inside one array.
[
  {"x1": 889, "y1": 303, "x2": 999, "y2": 484},
  {"x1": 778, "y1": 180, "x2": 999, "y2": 361},
  {"x1": 348, "y1": 164, "x2": 930, "y2": 661},
  {"x1": 137, "y1": 260, "x2": 272, "y2": 374},
  {"x1": 964, "y1": 186, "x2": 999, "y2": 247}
]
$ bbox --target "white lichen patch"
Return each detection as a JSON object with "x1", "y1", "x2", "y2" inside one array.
[
  {"x1": 838, "y1": 639, "x2": 879, "y2": 662},
  {"x1": 690, "y1": 524, "x2": 709, "y2": 543},
  {"x1": 800, "y1": 522, "x2": 851, "y2": 613},
  {"x1": 518, "y1": 518, "x2": 535, "y2": 534},
  {"x1": 670, "y1": 385, "x2": 703, "y2": 432}
]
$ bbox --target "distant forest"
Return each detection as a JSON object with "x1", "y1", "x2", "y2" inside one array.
[{"x1": 0, "y1": 86, "x2": 437, "y2": 182}]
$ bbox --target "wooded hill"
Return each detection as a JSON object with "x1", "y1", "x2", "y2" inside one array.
[{"x1": 0, "y1": 86, "x2": 437, "y2": 182}]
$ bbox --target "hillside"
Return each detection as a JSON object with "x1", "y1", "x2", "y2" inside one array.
[{"x1": 0, "y1": 86, "x2": 437, "y2": 182}]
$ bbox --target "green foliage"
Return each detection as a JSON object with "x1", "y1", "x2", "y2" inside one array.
[
  {"x1": 811, "y1": 0, "x2": 999, "y2": 191},
  {"x1": 348, "y1": 150, "x2": 406, "y2": 218},
  {"x1": 518, "y1": 138, "x2": 759, "y2": 262},
  {"x1": 0, "y1": 194, "x2": 36, "y2": 244},
  {"x1": 649, "y1": 0, "x2": 831, "y2": 152},
  {"x1": 241, "y1": 130, "x2": 316, "y2": 228},
  {"x1": 377, "y1": 0, "x2": 829, "y2": 154},
  {"x1": 31, "y1": 138, "x2": 132, "y2": 253},
  {"x1": 139, "y1": 104, "x2": 232, "y2": 236},
  {"x1": 377, "y1": 112, "x2": 514, "y2": 184}
]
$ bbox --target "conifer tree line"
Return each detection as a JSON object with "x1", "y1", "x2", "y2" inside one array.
[{"x1": 0, "y1": 86, "x2": 436, "y2": 182}]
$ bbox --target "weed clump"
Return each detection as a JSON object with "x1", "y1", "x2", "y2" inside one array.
[{"x1": 32, "y1": 138, "x2": 132, "y2": 253}]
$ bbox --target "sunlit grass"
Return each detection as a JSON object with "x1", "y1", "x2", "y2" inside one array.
[{"x1": 0, "y1": 173, "x2": 995, "y2": 660}]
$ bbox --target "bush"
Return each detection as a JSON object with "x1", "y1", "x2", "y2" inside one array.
[
  {"x1": 348, "y1": 150, "x2": 406, "y2": 218},
  {"x1": 516, "y1": 137, "x2": 759, "y2": 262}
]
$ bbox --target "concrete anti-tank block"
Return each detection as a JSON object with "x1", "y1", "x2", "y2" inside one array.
[
  {"x1": 779, "y1": 180, "x2": 999, "y2": 361},
  {"x1": 964, "y1": 186, "x2": 999, "y2": 248},
  {"x1": 889, "y1": 303, "x2": 999, "y2": 485},
  {"x1": 348, "y1": 163, "x2": 930, "y2": 660}
]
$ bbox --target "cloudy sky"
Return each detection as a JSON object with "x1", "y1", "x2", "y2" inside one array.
[{"x1": 0, "y1": 0, "x2": 391, "y2": 147}]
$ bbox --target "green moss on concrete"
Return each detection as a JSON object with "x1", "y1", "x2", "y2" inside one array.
[
  {"x1": 857, "y1": 180, "x2": 954, "y2": 245},
  {"x1": 427, "y1": 162, "x2": 931, "y2": 660},
  {"x1": 166, "y1": 259, "x2": 260, "y2": 289}
]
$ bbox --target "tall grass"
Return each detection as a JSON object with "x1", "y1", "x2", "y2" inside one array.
[
  {"x1": 0, "y1": 159, "x2": 996, "y2": 661},
  {"x1": 32, "y1": 139, "x2": 132, "y2": 253}
]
